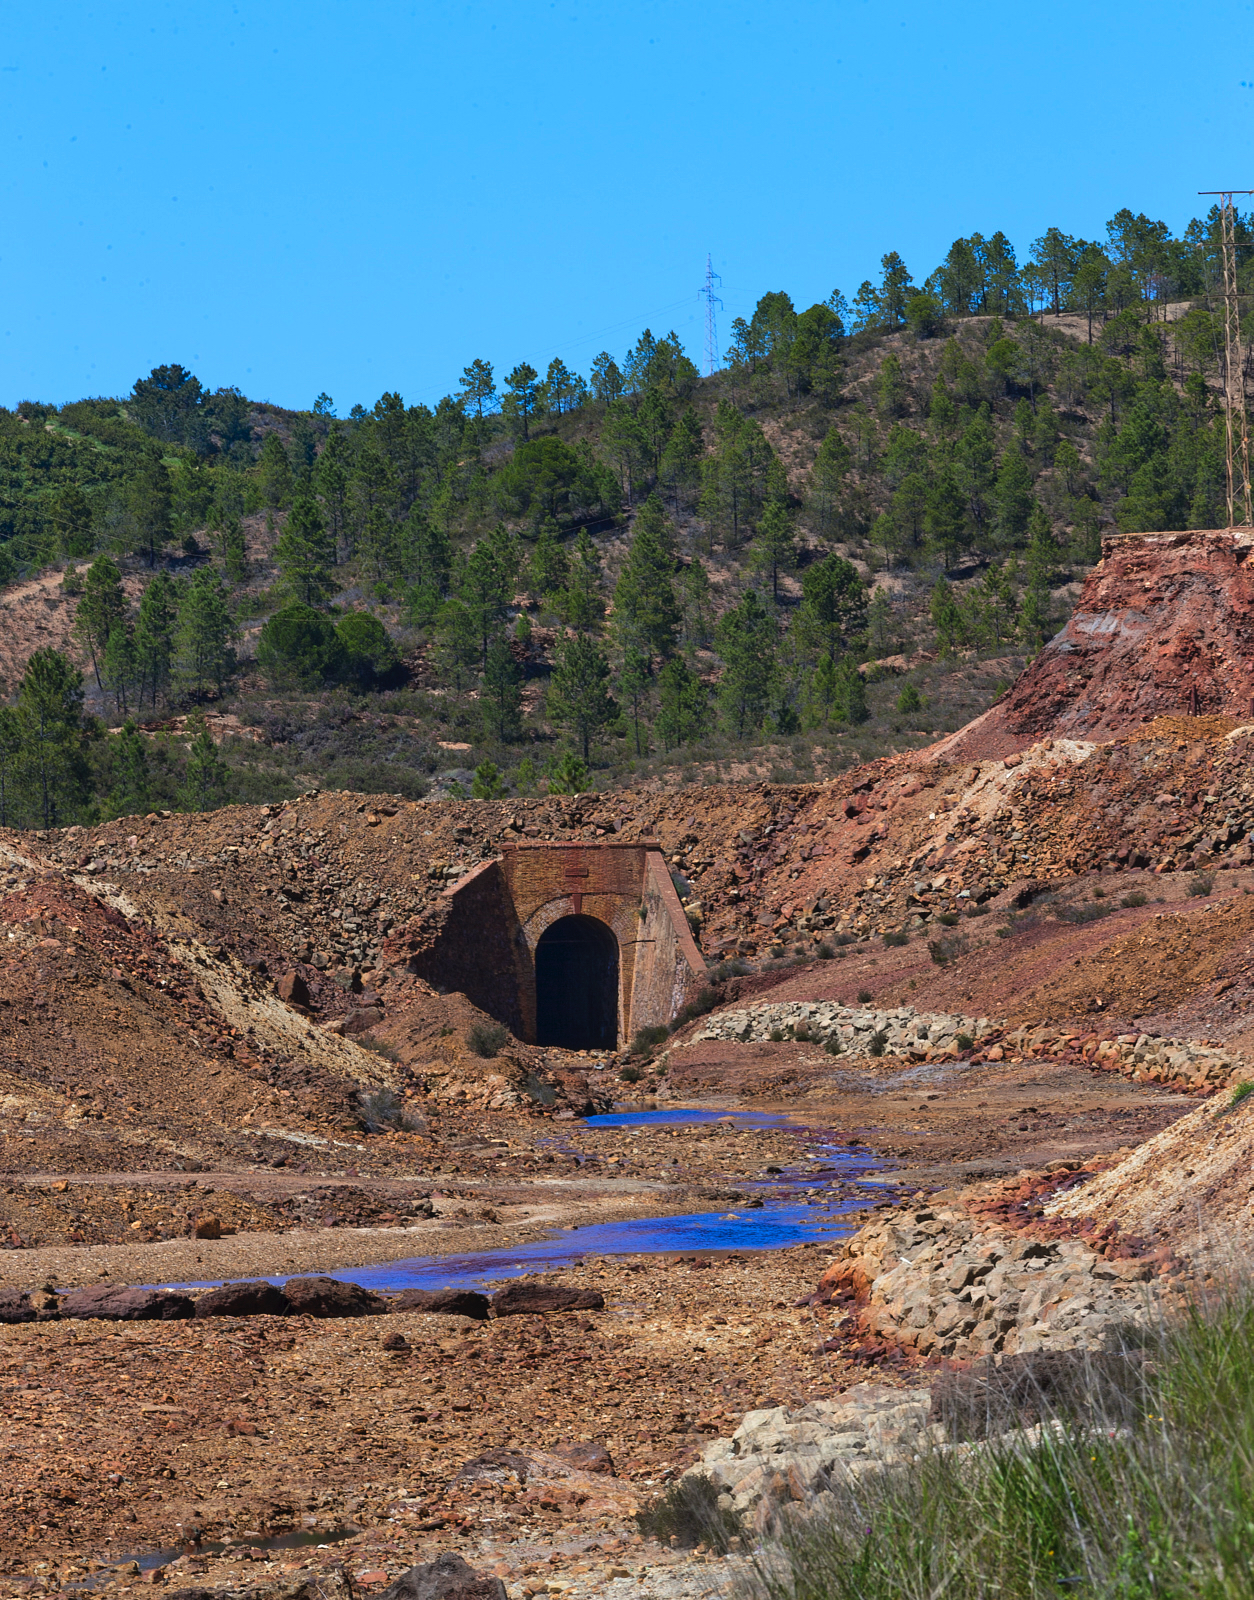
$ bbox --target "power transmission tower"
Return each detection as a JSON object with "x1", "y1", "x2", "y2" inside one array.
[
  {"x1": 1200, "y1": 190, "x2": 1253, "y2": 526},
  {"x1": 700, "y1": 254, "x2": 723, "y2": 377}
]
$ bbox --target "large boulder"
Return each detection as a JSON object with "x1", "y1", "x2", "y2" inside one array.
[
  {"x1": 490, "y1": 1281, "x2": 604, "y2": 1317},
  {"x1": 0, "y1": 1289, "x2": 36, "y2": 1324},
  {"x1": 390, "y1": 1288, "x2": 491, "y2": 1320},
  {"x1": 283, "y1": 1275, "x2": 386, "y2": 1317},
  {"x1": 551, "y1": 1441, "x2": 615, "y2": 1475},
  {"x1": 276, "y1": 970, "x2": 312, "y2": 1008},
  {"x1": 59, "y1": 1286, "x2": 194, "y2": 1321},
  {"x1": 194, "y1": 1280, "x2": 290, "y2": 1318},
  {"x1": 378, "y1": 1553, "x2": 506, "y2": 1600}
]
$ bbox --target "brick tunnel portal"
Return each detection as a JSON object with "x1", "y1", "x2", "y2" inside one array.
[{"x1": 407, "y1": 841, "x2": 706, "y2": 1049}]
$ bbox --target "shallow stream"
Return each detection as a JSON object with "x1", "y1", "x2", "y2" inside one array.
[{"x1": 149, "y1": 1107, "x2": 895, "y2": 1296}]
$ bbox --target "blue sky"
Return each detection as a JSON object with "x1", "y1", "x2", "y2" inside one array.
[{"x1": 0, "y1": 0, "x2": 1248, "y2": 413}]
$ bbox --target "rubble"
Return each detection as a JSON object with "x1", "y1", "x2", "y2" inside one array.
[{"x1": 684, "y1": 1003, "x2": 992, "y2": 1060}]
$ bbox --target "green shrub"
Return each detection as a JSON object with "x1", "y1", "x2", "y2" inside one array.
[
  {"x1": 937, "y1": 911, "x2": 960, "y2": 926},
  {"x1": 769, "y1": 1028, "x2": 786, "y2": 1043},
  {"x1": 1122, "y1": 890, "x2": 1149, "y2": 908},
  {"x1": 823, "y1": 1035, "x2": 844, "y2": 1055},
  {"x1": 868, "y1": 1029, "x2": 888, "y2": 1057},
  {"x1": 336, "y1": 610, "x2": 402, "y2": 688},
  {"x1": 257, "y1": 603, "x2": 346, "y2": 687},
  {"x1": 883, "y1": 929, "x2": 909, "y2": 947},
  {"x1": 619, "y1": 1064, "x2": 643, "y2": 1083},
  {"x1": 956, "y1": 1033, "x2": 974, "y2": 1052},
  {"x1": 630, "y1": 1023, "x2": 670, "y2": 1056},
  {"x1": 637, "y1": 1473, "x2": 742, "y2": 1553},
  {"x1": 856, "y1": 988, "x2": 873, "y2": 1004},
  {"x1": 1189, "y1": 872, "x2": 1215, "y2": 897},
  {"x1": 817, "y1": 942, "x2": 834, "y2": 959},
  {"x1": 466, "y1": 1021, "x2": 509, "y2": 1058}
]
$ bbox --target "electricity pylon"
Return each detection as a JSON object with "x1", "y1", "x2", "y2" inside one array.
[{"x1": 1200, "y1": 190, "x2": 1253, "y2": 526}]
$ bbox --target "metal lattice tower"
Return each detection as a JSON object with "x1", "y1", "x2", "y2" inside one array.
[
  {"x1": 1200, "y1": 190, "x2": 1254, "y2": 526},
  {"x1": 700, "y1": 254, "x2": 723, "y2": 377}
]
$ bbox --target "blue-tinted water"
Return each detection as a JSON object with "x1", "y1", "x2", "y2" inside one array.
[{"x1": 146, "y1": 1105, "x2": 892, "y2": 1297}]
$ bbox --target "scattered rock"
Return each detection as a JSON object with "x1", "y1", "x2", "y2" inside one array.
[
  {"x1": 194, "y1": 1280, "x2": 290, "y2": 1318},
  {"x1": 551, "y1": 1441, "x2": 615, "y2": 1475},
  {"x1": 283, "y1": 1275, "x2": 387, "y2": 1317},
  {"x1": 378, "y1": 1551, "x2": 507, "y2": 1600},
  {"x1": 0, "y1": 1289, "x2": 36, "y2": 1324},
  {"x1": 58, "y1": 1286, "x2": 194, "y2": 1322},
  {"x1": 191, "y1": 1213, "x2": 222, "y2": 1240},
  {"x1": 275, "y1": 969, "x2": 312, "y2": 1008},
  {"x1": 489, "y1": 1281, "x2": 605, "y2": 1317},
  {"x1": 381, "y1": 1330, "x2": 410, "y2": 1351},
  {"x1": 390, "y1": 1288, "x2": 491, "y2": 1320}
]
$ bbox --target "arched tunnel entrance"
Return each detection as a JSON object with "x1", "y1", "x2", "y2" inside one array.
[{"x1": 534, "y1": 914, "x2": 619, "y2": 1050}]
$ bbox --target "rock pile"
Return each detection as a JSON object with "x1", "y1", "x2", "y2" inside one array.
[
  {"x1": 991, "y1": 1022, "x2": 1244, "y2": 1095},
  {"x1": 683, "y1": 1003, "x2": 992, "y2": 1060},
  {"x1": 814, "y1": 1203, "x2": 1165, "y2": 1360},
  {"x1": 690, "y1": 1385, "x2": 936, "y2": 1523}
]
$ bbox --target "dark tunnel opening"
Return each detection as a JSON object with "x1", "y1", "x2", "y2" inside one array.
[{"x1": 534, "y1": 914, "x2": 619, "y2": 1050}]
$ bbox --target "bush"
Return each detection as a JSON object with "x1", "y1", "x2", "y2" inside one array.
[
  {"x1": 1122, "y1": 890, "x2": 1149, "y2": 908},
  {"x1": 896, "y1": 681, "x2": 925, "y2": 713},
  {"x1": 883, "y1": 930, "x2": 909, "y2": 947},
  {"x1": 1055, "y1": 902, "x2": 1114, "y2": 924},
  {"x1": 707, "y1": 958, "x2": 750, "y2": 982},
  {"x1": 769, "y1": 1028, "x2": 786, "y2": 1043},
  {"x1": 619, "y1": 1064, "x2": 643, "y2": 1083},
  {"x1": 466, "y1": 1021, "x2": 509, "y2": 1059},
  {"x1": 937, "y1": 911, "x2": 960, "y2": 927},
  {"x1": 817, "y1": 942, "x2": 834, "y2": 959},
  {"x1": 824, "y1": 1035, "x2": 844, "y2": 1055},
  {"x1": 868, "y1": 1029, "x2": 888, "y2": 1057},
  {"x1": 1189, "y1": 872, "x2": 1215, "y2": 897},
  {"x1": 630, "y1": 1024, "x2": 670, "y2": 1056},
  {"x1": 928, "y1": 932, "x2": 969, "y2": 966},
  {"x1": 669, "y1": 988, "x2": 720, "y2": 1031},
  {"x1": 358, "y1": 1086, "x2": 401, "y2": 1132},
  {"x1": 956, "y1": 1033, "x2": 974, "y2": 1052},
  {"x1": 336, "y1": 611, "x2": 402, "y2": 688},
  {"x1": 856, "y1": 988, "x2": 873, "y2": 1004},
  {"x1": 257, "y1": 603, "x2": 346, "y2": 687},
  {"x1": 637, "y1": 1473, "x2": 743, "y2": 1553},
  {"x1": 1092, "y1": 885, "x2": 1106, "y2": 899}
]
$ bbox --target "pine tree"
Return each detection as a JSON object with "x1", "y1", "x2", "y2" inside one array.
[
  {"x1": 15, "y1": 649, "x2": 87, "y2": 829},
  {"x1": 751, "y1": 498, "x2": 797, "y2": 602},
  {"x1": 617, "y1": 647, "x2": 653, "y2": 758},
  {"x1": 548, "y1": 635, "x2": 617, "y2": 760},
  {"x1": 529, "y1": 517, "x2": 570, "y2": 599},
  {"x1": 994, "y1": 443, "x2": 1035, "y2": 545},
  {"x1": 472, "y1": 759, "x2": 506, "y2": 799},
  {"x1": 175, "y1": 569, "x2": 236, "y2": 700},
  {"x1": 679, "y1": 557, "x2": 713, "y2": 651},
  {"x1": 179, "y1": 716, "x2": 229, "y2": 811},
  {"x1": 433, "y1": 600, "x2": 479, "y2": 699},
  {"x1": 877, "y1": 352, "x2": 909, "y2": 418},
  {"x1": 867, "y1": 587, "x2": 893, "y2": 655},
  {"x1": 73, "y1": 554, "x2": 126, "y2": 688},
  {"x1": 0, "y1": 707, "x2": 21, "y2": 828},
  {"x1": 503, "y1": 363, "x2": 540, "y2": 440},
  {"x1": 656, "y1": 657, "x2": 709, "y2": 750},
  {"x1": 715, "y1": 590, "x2": 776, "y2": 738},
  {"x1": 107, "y1": 721, "x2": 153, "y2": 818},
  {"x1": 481, "y1": 638, "x2": 522, "y2": 742},
  {"x1": 931, "y1": 578, "x2": 966, "y2": 654},
  {"x1": 135, "y1": 570, "x2": 178, "y2": 710},
  {"x1": 276, "y1": 496, "x2": 336, "y2": 605},
  {"x1": 612, "y1": 495, "x2": 680, "y2": 662},
  {"x1": 808, "y1": 426, "x2": 852, "y2": 536},
  {"x1": 557, "y1": 530, "x2": 605, "y2": 634},
  {"x1": 924, "y1": 469, "x2": 969, "y2": 569},
  {"x1": 102, "y1": 623, "x2": 139, "y2": 718},
  {"x1": 259, "y1": 433, "x2": 292, "y2": 508},
  {"x1": 224, "y1": 518, "x2": 248, "y2": 584},
  {"x1": 127, "y1": 467, "x2": 173, "y2": 567},
  {"x1": 796, "y1": 553, "x2": 867, "y2": 658}
]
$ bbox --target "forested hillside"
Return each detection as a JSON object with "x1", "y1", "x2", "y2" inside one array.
[{"x1": 0, "y1": 203, "x2": 1246, "y2": 826}]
